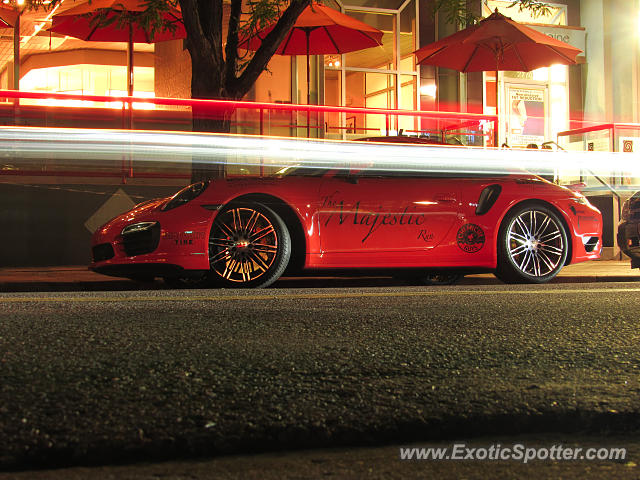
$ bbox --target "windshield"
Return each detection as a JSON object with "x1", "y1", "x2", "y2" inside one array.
[
  {"x1": 274, "y1": 165, "x2": 333, "y2": 177},
  {"x1": 275, "y1": 164, "x2": 510, "y2": 179}
]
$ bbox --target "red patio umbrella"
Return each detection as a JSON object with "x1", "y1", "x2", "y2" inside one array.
[
  {"x1": 240, "y1": 2, "x2": 384, "y2": 104},
  {"x1": 50, "y1": 0, "x2": 186, "y2": 96},
  {"x1": 415, "y1": 10, "x2": 581, "y2": 72},
  {"x1": 414, "y1": 9, "x2": 582, "y2": 144},
  {"x1": 0, "y1": 7, "x2": 15, "y2": 29}
]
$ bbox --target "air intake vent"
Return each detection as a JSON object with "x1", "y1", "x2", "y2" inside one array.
[
  {"x1": 476, "y1": 185, "x2": 502, "y2": 215},
  {"x1": 584, "y1": 236, "x2": 599, "y2": 253},
  {"x1": 122, "y1": 222, "x2": 161, "y2": 257},
  {"x1": 92, "y1": 243, "x2": 115, "y2": 262}
]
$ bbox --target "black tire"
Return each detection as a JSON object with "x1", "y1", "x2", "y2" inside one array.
[
  {"x1": 421, "y1": 273, "x2": 463, "y2": 286},
  {"x1": 495, "y1": 203, "x2": 568, "y2": 284},
  {"x1": 208, "y1": 203, "x2": 291, "y2": 288}
]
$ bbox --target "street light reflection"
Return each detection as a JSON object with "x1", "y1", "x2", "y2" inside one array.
[{"x1": 0, "y1": 126, "x2": 637, "y2": 183}]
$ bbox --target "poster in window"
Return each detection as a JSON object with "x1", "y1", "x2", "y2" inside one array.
[
  {"x1": 508, "y1": 87, "x2": 545, "y2": 147},
  {"x1": 621, "y1": 138, "x2": 635, "y2": 153}
]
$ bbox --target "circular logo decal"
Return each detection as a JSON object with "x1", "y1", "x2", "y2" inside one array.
[{"x1": 457, "y1": 224, "x2": 485, "y2": 253}]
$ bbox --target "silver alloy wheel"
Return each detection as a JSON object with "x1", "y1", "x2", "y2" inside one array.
[
  {"x1": 506, "y1": 209, "x2": 565, "y2": 278},
  {"x1": 209, "y1": 206, "x2": 280, "y2": 283}
]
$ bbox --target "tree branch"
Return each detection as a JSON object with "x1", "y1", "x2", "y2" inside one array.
[
  {"x1": 224, "y1": 0, "x2": 243, "y2": 88},
  {"x1": 232, "y1": 0, "x2": 311, "y2": 98}
]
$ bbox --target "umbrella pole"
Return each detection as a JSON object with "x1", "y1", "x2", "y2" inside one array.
[
  {"x1": 306, "y1": 29, "x2": 311, "y2": 138},
  {"x1": 126, "y1": 26, "x2": 134, "y2": 137},
  {"x1": 124, "y1": 25, "x2": 134, "y2": 180},
  {"x1": 494, "y1": 69, "x2": 499, "y2": 147},
  {"x1": 13, "y1": 8, "x2": 20, "y2": 91},
  {"x1": 127, "y1": 24, "x2": 134, "y2": 97},
  {"x1": 306, "y1": 30, "x2": 311, "y2": 105}
]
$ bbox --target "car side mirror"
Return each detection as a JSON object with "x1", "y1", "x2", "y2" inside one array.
[
  {"x1": 346, "y1": 174, "x2": 359, "y2": 184},
  {"x1": 335, "y1": 170, "x2": 359, "y2": 184}
]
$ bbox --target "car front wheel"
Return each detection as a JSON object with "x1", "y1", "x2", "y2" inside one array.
[
  {"x1": 495, "y1": 204, "x2": 568, "y2": 284},
  {"x1": 208, "y1": 203, "x2": 291, "y2": 288}
]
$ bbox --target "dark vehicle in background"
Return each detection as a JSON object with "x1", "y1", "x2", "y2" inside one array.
[{"x1": 618, "y1": 192, "x2": 640, "y2": 268}]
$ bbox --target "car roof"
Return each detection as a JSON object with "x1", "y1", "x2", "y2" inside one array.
[{"x1": 355, "y1": 135, "x2": 447, "y2": 145}]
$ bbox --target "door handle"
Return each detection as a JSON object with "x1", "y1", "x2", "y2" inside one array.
[{"x1": 435, "y1": 193, "x2": 457, "y2": 203}]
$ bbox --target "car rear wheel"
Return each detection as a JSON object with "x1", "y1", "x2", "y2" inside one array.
[
  {"x1": 208, "y1": 203, "x2": 291, "y2": 288},
  {"x1": 495, "y1": 204, "x2": 568, "y2": 284}
]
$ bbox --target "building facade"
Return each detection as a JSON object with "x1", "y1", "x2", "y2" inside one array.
[{"x1": 6, "y1": 1, "x2": 638, "y2": 146}]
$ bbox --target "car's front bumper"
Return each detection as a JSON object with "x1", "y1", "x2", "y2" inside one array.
[
  {"x1": 554, "y1": 198, "x2": 602, "y2": 264},
  {"x1": 90, "y1": 207, "x2": 215, "y2": 278}
]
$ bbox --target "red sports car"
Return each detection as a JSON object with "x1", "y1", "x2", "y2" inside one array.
[{"x1": 91, "y1": 161, "x2": 602, "y2": 288}]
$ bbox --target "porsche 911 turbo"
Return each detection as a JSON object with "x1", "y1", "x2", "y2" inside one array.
[{"x1": 90, "y1": 154, "x2": 603, "y2": 288}]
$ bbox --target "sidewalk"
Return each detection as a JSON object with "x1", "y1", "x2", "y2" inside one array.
[
  {"x1": 0, "y1": 266, "x2": 157, "y2": 292},
  {"x1": 0, "y1": 260, "x2": 638, "y2": 292}
]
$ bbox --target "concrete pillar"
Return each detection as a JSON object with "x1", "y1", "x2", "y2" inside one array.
[
  {"x1": 580, "y1": 0, "x2": 607, "y2": 121},
  {"x1": 581, "y1": 0, "x2": 640, "y2": 123}
]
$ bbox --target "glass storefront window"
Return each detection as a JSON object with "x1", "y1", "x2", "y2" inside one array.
[
  {"x1": 399, "y1": 74, "x2": 416, "y2": 110},
  {"x1": 344, "y1": 11, "x2": 395, "y2": 70},
  {"x1": 399, "y1": 74, "x2": 417, "y2": 132},
  {"x1": 365, "y1": 72, "x2": 396, "y2": 108},
  {"x1": 20, "y1": 64, "x2": 155, "y2": 109},
  {"x1": 399, "y1": 0, "x2": 416, "y2": 71},
  {"x1": 324, "y1": 0, "x2": 417, "y2": 139},
  {"x1": 344, "y1": 71, "x2": 396, "y2": 135},
  {"x1": 324, "y1": 69, "x2": 344, "y2": 137}
]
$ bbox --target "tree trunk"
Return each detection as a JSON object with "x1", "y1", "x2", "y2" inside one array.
[
  {"x1": 189, "y1": 63, "x2": 232, "y2": 182},
  {"x1": 191, "y1": 115, "x2": 232, "y2": 182},
  {"x1": 191, "y1": 92, "x2": 234, "y2": 181}
]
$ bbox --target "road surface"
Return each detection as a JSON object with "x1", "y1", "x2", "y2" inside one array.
[{"x1": 1, "y1": 282, "x2": 639, "y2": 476}]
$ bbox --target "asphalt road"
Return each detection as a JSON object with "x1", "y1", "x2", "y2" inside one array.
[{"x1": 1, "y1": 282, "x2": 640, "y2": 475}]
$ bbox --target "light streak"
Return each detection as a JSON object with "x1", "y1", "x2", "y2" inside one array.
[{"x1": 0, "y1": 126, "x2": 638, "y2": 186}]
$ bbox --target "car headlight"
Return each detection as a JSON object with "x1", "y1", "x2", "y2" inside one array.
[
  {"x1": 162, "y1": 181, "x2": 209, "y2": 211},
  {"x1": 571, "y1": 193, "x2": 590, "y2": 206},
  {"x1": 121, "y1": 221, "x2": 158, "y2": 235}
]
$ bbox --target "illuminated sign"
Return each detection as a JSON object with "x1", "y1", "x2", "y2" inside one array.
[{"x1": 528, "y1": 24, "x2": 586, "y2": 57}]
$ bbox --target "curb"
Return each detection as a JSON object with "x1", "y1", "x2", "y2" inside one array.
[
  {"x1": 0, "y1": 274, "x2": 638, "y2": 292},
  {"x1": 0, "y1": 281, "x2": 162, "y2": 293}
]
